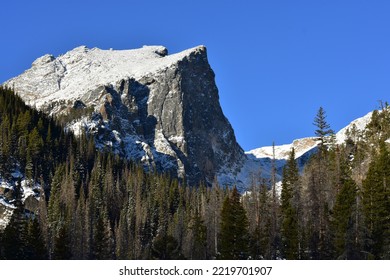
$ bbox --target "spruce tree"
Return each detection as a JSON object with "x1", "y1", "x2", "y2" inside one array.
[
  {"x1": 219, "y1": 187, "x2": 249, "y2": 259},
  {"x1": 73, "y1": 188, "x2": 87, "y2": 259},
  {"x1": 92, "y1": 209, "x2": 114, "y2": 260},
  {"x1": 260, "y1": 182, "x2": 273, "y2": 259},
  {"x1": 304, "y1": 106, "x2": 335, "y2": 259},
  {"x1": 361, "y1": 141, "x2": 390, "y2": 259},
  {"x1": 313, "y1": 106, "x2": 334, "y2": 148},
  {"x1": 281, "y1": 148, "x2": 300, "y2": 259},
  {"x1": 47, "y1": 164, "x2": 65, "y2": 256},
  {"x1": 151, "y1": 234, "x2": 182, "y2": 260},
  {"x1": 189, "y1": 207, "x2": 207, "y2": 259},
  {"x1": 53, "y1": 223, "x2": 72, "y2": 260},
  {"x1": 2, "y1": 180, "x2": 27, "y2": 259},
  {"x1": 25, "y1": 218, "x2": 48, "y2": 259},
  {"x1": 116, "y1": 207, "x2": 130, "y2": 259},
  {"x1": 331, "y1": 158, "x2": 358, "y2": 259}
]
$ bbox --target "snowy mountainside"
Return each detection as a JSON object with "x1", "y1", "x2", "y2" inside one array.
[
  {"x1": 248, "y1": 110, "x2": 374, "y2": 162},
  {"x1": 3, "y1": 45, "x2": 245, "y2": 186},
  {"x1": 1, "y1": 44, "x2": 376, "y2": 192},
  {"x1": 5, "y1": 45, "x2": 187, "y2": 113},
  {"x1": 223, "y1": 138, "x2": 319, "y2": 191},
  {"x1": 335, "y1": 111, "x2": 373, "y2": 144},
  {"x1": 226, "y1": 111, "x2": 375, "y2": 191},
  {"x1": 247, "y1": 137, "x2": 319, "y2": 161}
]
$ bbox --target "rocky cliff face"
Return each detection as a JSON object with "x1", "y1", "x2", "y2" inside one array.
[{"x1": 4, "y1": 45, "x2": 245, "y2": 186}]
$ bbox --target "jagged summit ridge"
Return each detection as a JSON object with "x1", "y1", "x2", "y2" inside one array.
[
  {"x1": 5, "y1": 45, "x2": 206, "y2": 113},
  {"x1": 3, "y1": 45, "x2": 245, "y2": 186}
]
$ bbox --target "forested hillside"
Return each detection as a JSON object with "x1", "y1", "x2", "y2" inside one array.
[{"x1": 1, "y1": 87, "x2": 390, "y2": 259}]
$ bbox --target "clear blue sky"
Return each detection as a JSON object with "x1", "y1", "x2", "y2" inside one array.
[{"x1": 1, "y1": 0, "x2": 390, "y2": 150}]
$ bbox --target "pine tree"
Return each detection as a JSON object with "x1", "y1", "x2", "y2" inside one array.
[
  {"x1": 25, "y1": 218, "x2": 48, "y2": 259},
  {"x1": 151, "y1": 234, "x2": 182, "y2": 260},
  {"x1": 304, "y1": 162, "x2": 321, "y2": 259},
  {"x1": 92, "y1": 206, "x2": 114, "y2": 259},
  {"x1": 53, "y1": 223, "x2": 72, "y2": 260},
  {"x1": 253, "y1": 180, "x2": 273, "y2": 259},
  {"x1": 1, "y1": 180, "x2": 27, "y2": 259},
  {"x1": 116, "y1": 207, "x2": 130, "y2": 259},
  {"x1": 73, "y1": 187, "x2": 87, "y2": 259},
  {"x1": 189, "y1": 207, "x2": 207, "y2": 259},
  {"x1": 219, "y1": 187, "x2": 249, "y2": 259},
  {"x1": 313, "y1": 106, "x2": 334, "y2": 149},
  {"x1": 331, "y1": 158, "x2": 358, "y2": 259},
  {"x1": 281, "y1": 148, "x2": 300, "y2": 259},
  {"x1": 361, "y1": 141, "x2": 390, "y2": 259},
  {"x1": 47, "y1": 164, "x2": 65, "y2": 257},
  {"x1": 303, "y1": 107, "x2": 335, "y2": 259},
  {"x1": 0, "y1": 115, "x2": 12, "y2": 178}
]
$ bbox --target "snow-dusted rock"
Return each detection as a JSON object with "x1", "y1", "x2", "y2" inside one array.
[
  {"x1": 238, "y1": 111, "x2": 375, "y2": 193},
  {"x1": 0, "y1": 177, "x2": 41, "y2": 230},
  {"x1": 3, "y1": 44, "x2": 377, "y2": 192},
  {"x1": 4, "y1": 45, "x2": 245, "y2": 186},
  {"x1": 335, "y1": 111, "x2": 373, "y2": 144}
]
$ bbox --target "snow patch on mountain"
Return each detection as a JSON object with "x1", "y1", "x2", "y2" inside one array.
[
  {"x1": 247, "y1": 137, "x2": 320, "y2": 161},
  {"x1": 4, "y1": 44, "x2": 245, "y2": 186},
  {"x1": 2, "y1": 44, "x2": 378, "y2": 194},
  {"x1": 0, "y1": 174, "x2": 41, "y2": 230},
  {"x1": 4, "y1": 45, "x2": 204, "y2": 114},
  {"x1": 234, "y1": 111, "x2": 375, "y2": 193},
  {"x1": 335, "y1": 111, "x2": 373, "y2": 144},
  {"x1": 0, "y1": 202, "x2": 14, "y2": 230},
  {"x1": 246, "y1": 111, "x2": 374, "y2": 164}
]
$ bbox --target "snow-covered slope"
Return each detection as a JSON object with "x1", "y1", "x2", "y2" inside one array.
[
  {"x1": 224, "y1": 138, "x2": 319, "y2": 192},
  {"x1": 247, "y1": 111, "x2": 374, "y2": 162},
  {"x1": 3, "y1": 45, "x2": 245, "y2": 186},
  {"x1": 1, "y1": 44, "x2": 376, "y2": 193},
  {"x1": 247, "y1": 137, "x2": 319, "y2": 161},
  {"x1": 335, "y1": 111, "x2": 373, "y2": 144},
  {"x1": 225, "y1": 111, "x2": 375, "y2": 192},
  {"x1": 5, "y1": 45, "x2": 193, "y2": 112}
]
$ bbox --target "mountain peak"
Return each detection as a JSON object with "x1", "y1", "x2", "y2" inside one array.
[
  {"x1": 4, "y1": 45, "x2": 208, "y2": 112},
  {"x1": 3, "y1": 45, "x2": 244, "y2": 186}
]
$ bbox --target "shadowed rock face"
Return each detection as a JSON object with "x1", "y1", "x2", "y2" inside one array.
[
  {"x1": 4, "y1": 45, "x2": 245, "y2": 186},
  {"x1": 177, "y1": 49, "x2": 245, "y2": 184}
]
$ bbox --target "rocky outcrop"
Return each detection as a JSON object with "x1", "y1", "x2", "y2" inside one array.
[
  {"x1": 0, "y1": 178, "x2": 41, "y2": 230},
  {"x1": 4, "y1": 45, "x2": 245, "y2": 186}
]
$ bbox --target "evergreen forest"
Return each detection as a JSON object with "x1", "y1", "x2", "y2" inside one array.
[{"x1": 1, "y1": 86, "x2": 390, "y2": 260}]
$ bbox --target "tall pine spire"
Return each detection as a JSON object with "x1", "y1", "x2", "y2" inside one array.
[{"x1": 219, "y1": 187, "x2": 249, "y2": 259}]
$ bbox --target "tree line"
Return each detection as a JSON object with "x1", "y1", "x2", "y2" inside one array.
[{"x1": 0, "y1": 86, "x2": 390, "y2": 259}]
